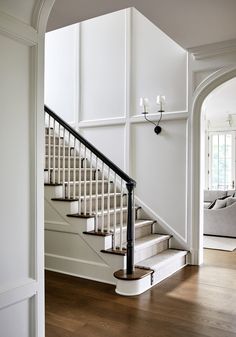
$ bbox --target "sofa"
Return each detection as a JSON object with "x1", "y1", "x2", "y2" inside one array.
[{"x1": 204, "y1": 190, "x2": 236, "y2": 237}]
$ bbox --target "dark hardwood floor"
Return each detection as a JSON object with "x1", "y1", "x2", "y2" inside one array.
[{"x1": 46, "y1": 249, "x2": 236, "y2": 337}]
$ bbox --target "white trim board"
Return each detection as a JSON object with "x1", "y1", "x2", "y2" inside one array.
[
  {"x1": 78, "y1": 117, "x2": 126, "y2": 128},
  {"x1": 0, "y1": 279, "x2": 37, "y2": 311},
  {"x1": 0, "y1": 10, "x2": 38, "y2": 46},
  {"x1": 45, "y1": 253, "x2": 115, "y2": 285},
  {"x1": 77, "y1": 112, "x2": 189, "y2": 129},
  {"x1": 188, "y1": 39, "x2": 236, "y2": 60}
]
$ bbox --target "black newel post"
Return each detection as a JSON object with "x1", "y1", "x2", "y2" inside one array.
[{"x1": 126, "y1": 182, "x2": 135, "y2": 275}]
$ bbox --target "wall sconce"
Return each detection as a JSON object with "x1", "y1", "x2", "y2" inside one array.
[{"x1": 140, "y1": 95, "x2": 165, "y2": 135}]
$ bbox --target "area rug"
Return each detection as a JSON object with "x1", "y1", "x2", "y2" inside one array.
[{"x1": 203, "y1": 235, "x2": 236, "y2": 251}]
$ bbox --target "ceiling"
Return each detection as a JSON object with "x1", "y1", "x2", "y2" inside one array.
[
  {"x1": 47, "y1": 0, "x2": 236, "y2": 49},
  {"x1": 204, "y1": 78, "x2": 236, "y2": 121}
]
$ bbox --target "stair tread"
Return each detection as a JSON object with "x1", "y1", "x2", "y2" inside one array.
[
  {"x1": 80, "y1": 192, "x2": 123, "y2": 199},
  {"x1": 45, "y1": 144, "x2": 70, "y2": 147},
  {"x1": 51, "y1": 193, "x2": 123, "y2": 202},
  {"x1": 67, "y1": 205, "x2": 139, "y2": 217},
  {"x1": 136, "y1": 249, "x2": 188, "y2": 270},
  {"x1": 97, "y1": 206, "x2": 138, "y2": 215},
  {"x1": 65, "y1": 180, "x2": 110, "y2": 184},
  {"x1": 135, "y1": 234, "x2": 171, "y2": 250},
  {"x1": 44, "y1": 167, "x2": 97, "y2": 171},
  {"x1": 51, "y1": 197, "x2": 79, "y2": 202},
  {"x1": 111, "y1": 219, "x2": 153, "y2": 233},
  {"x1": 45, "y1": 155, "x2": 84, "y2": 159}
]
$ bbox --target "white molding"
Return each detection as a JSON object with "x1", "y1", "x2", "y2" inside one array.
[
  {"x1": 32, "y1": 2, "x2": 56, "y2": 336},
  {"x1": 45, "y1": 253, "x2": 115, "y2": 285},
  {"x1": 0, "y1": 279, "x2": 37, "y2": 310},
  {"x1": 78, "y1": 112, "x2": 189, "y2": 128},
  {"x1": 78, "y1": 116, "x2": 126, "y2": 128},
  {"x1": 32, "y1": 0, "x2": 55, "y2": 34},
  {"x1": 124, "y1": 8, "x2": 132, "y2": 174},
  {"x1": 188, "y1": 39, "x2": 236, "y2": 60},
  {"x1": 74, "y1": 23, "x2": 80, "y2": 130},
  {"x1": 130, "y1": 111, "x2": 188, "y2": 123},
  {"x1": 0, "y1": 10, "x2": 38, "y2": 46}
]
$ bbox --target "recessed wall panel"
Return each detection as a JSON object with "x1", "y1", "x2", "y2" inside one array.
[
  {"x1": 0, "y1": 35, "x2": 31, "y2": 286},
  {"x1": 81, "y1": 125, "x2": 125, "y2": 169},
  {"x1": 131, "y1": 9, "x2": 187, "y2": 115},
  {"x1": 80, "y1": 10, "x2": 126, "y2": 121},
  {"x1": 45, "y1": 24, "x2": 78, "y2": 123},
  {"x1": 131, "y1": 120, "x2": 187, "y2": 239},
  {"x1": 0, "y1": 299, "x2": 31, "y2": 337}
]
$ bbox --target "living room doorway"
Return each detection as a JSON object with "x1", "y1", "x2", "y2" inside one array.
[
  {"x1": 190, "y1": 65, "x2": 236, "y2": 266},
  {"x1": 202, "y1": 78, "x2": 236, "y2": 257}
]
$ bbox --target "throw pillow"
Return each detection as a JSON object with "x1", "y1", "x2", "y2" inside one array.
[
  {"x1": 226, "y1": 197, "x2": 236, "y2": 207},
  {"x1": 212, "y1": 198, "x2": 228, "y2": 209},
  {"x1": 208, "y1": 195, "x2": 229, "y2": 209}
]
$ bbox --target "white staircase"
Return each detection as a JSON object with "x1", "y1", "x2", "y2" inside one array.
[{"x1": 44, "y1": 106, "x2": 188, "y2": 296}]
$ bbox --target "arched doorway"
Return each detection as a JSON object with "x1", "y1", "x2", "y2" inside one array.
[{"x1": 190, "y1": 65, "x2": 236, "y2": 265}]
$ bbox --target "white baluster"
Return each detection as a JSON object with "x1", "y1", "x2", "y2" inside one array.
[
  {"x1": 119, "y1": 179, "x2": 123, "y2": 250},
  {"x1": 113, "y1": 173, "x2": 117, "y2": 249},
  {"x1": 48, "y1": 116, "x2": 51, "y2": 182},
  {"x1": 52, "y1": 119, "x2": 56, "y2": 184},
  {"x1": 101, "y1": 162, "x2": 105, "y2": 232},
  {"x1": 89, "y1": 150, "x2": 93, "y2": 215},
  {"x1": 67, "y1": 132, "x2": 71, "y2": 199},
  {"x1": 78, "y1": 142, "x2": 82, "y2": 213},
  {"x1": 83, "y1": 146, "x2": 87, "y2": 214},
  {"x1": 62, "y1": 127, "x2": 66, "y2": 196},
  {"x1": 95, "y1": 156, "x2": 98, "y2": 231},
  {"x1": 58, "y1": 124, "x2": 61, "y2": 184},
  {"x1": 73, "y1": 137, "x2": 76, "y2": 199},
  {"x1": 107, "y1": 167, "x2": 111, "y2": 233}
]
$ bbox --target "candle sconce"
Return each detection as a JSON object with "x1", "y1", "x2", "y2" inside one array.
[{"x1": 140, "y1": 96, "x2": 165, "y2": 135}]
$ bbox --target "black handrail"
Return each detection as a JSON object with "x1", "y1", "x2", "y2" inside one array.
[{"x1": 45, "y1": 105, "x2": 136, "y2": 186}]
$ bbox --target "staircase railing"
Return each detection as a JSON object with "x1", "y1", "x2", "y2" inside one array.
[{"x1": 44, "y1": 105, "x2": 136, "y2": 274}]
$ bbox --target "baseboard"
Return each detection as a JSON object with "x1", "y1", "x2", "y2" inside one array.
[{"x1": 45, "y1": 253, "x2": 116, "y2": 285}]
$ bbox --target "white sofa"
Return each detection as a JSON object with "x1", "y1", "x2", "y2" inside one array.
[{"x1": 204, "y1": 190, "x2": 236, "y2": 237}]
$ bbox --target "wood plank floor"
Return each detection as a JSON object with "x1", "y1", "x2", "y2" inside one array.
[{"x1": 46, "y1": 249, "x2": 236, "y2": 337}]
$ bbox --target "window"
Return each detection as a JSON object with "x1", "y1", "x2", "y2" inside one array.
[{"x1": 208, "y1": 132, "x2": 235, "y2": 190}]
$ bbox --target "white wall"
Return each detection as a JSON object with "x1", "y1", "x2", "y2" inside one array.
[{"x1": 45, "y1": 8, "x2": 188, "y2": 248}]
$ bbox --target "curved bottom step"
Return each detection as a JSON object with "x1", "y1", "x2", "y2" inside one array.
[{"x1": 114, "y1": 249, "x2": 188, "y2": 296}]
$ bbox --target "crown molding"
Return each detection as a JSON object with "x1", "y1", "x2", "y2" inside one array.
[
  {"x1": 0, "y1": 10, "x2": 38, "y2": 46},
  {"x1": 188, "y1": 39, "x2": 236, "y2": 60}
]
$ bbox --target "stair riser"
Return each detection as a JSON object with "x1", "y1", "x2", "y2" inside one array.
[
  {"x1": 45, "y1": 146, "x2": 71, "y2": 156},
  {"x1": 80, "y1": 195, "x2": 127, "y2": 214},
  {"x1": 134, "y1": 239, "x2": 169, "y2": 264},
  {"x1": 152, "y1": 255, "x2": 187, "y2": 285},
  {"x1": 45, "y1": 127, "x2": 54, "y2": 135},
  {"x1": 96, "y1": 210, "x2": 129, "y2": 229},
  {"x1": 45, "y1": 157, "x2": 88, "y2": 168},
  {"x1": 114, "y1": 223, "x2": 152, "y2": 244},
  {"x1": 45, "y1": 135, "x2": 63, "y2": 145},
  {"x1": 66, "y1": 182, "x2": 115, "y2": 196},
  {"x1": 46, "y1": 170, "x2": 101, "y2": 183}
]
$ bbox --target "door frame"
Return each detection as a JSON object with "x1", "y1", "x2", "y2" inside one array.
[{"x1": 189, "y1": 65, "x2": 236, "y2": 265}]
